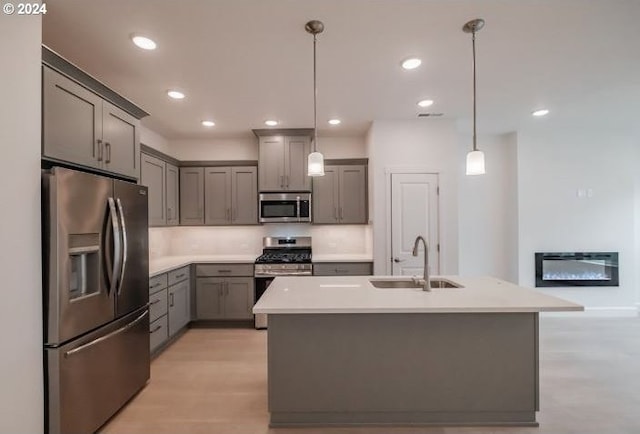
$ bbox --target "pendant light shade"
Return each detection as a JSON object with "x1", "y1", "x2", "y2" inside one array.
[
  {"x1": 308, "y1": 151, "x2": 325, "y2": 176},
  {"x1": 463, "y1": 18, "x2": 486, "y2": 176},
  {"x1": 465, "y1": 150, "x2": 485, "y2": 175},
  {"x1": 306, "y1": 20, "x2": 325, "y2": 177}
]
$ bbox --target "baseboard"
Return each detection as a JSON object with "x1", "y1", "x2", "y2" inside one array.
[{"x1": 541, "y1": 306, "x2": 639, "y2": 318}]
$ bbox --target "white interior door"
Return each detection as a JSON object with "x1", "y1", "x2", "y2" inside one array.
[{"x1": 391, "y1": 173, "x2": 439, "y2": 276}]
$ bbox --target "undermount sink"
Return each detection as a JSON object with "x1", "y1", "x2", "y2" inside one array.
[{"x1": 369, "y1": 278, "x2": 463, "y2": 289}]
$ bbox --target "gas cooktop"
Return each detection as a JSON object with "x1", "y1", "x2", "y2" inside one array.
[{"x1": 255, "y1": 251, "x2": 312, "y2": 264}]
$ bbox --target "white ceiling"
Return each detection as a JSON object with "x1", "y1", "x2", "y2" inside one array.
[{"x1": 42, "y1": 0, "x2": 640, "y2": 141}]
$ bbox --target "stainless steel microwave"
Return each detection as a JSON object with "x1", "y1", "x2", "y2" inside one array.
[{"x1": 259, "y1": 192, "x2": 311, "y2": 223}]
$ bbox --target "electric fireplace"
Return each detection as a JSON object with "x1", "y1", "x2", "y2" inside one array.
[{"x1": 535, "y1": 252, "x2": 619, "y2": 287}]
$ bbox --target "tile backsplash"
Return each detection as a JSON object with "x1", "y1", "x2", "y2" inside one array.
[{"x1": 149, "y1": 224, "x2": 372, "y2": 259}]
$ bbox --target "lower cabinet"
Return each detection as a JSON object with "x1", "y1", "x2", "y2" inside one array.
[
  {"x1": 313, "y1": 262, "x2": 373, "y2": 276},
  {"x1": 148, "y1": 266, "x2": 191, "y2": 354},
  {"x1": 195, "y1": 263, "x2": 254, "y2": 320},
  {"x1": 196, "y1": 277, "x2": 254, "y2": 320}
]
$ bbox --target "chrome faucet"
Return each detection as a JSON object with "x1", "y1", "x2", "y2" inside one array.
[{"x1": 412, "y1": 235, "x2": 430, "y2": 291}]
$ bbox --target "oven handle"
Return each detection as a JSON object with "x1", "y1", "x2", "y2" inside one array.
[
  {"x1": 254, "y1": 271, "x2": 313, "y2": 277},
  {"x1": 296, "y1": 196, "x2": 301, "y2": 223}
]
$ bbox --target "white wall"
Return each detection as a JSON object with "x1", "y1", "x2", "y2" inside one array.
[
  {"x1": 517, "y1": 127, "x2": 638, "y2": 309},
  {"x1": 458, "y1": 132, "x2": 519, "y2": 282},
  {"x1": 149, "y1": 225, "x2": 372, "y2": 259},
  {"x1": 140, "y1": 125, "x2": 172, "y2": 155},
  {"x1": 367, "y1": 119, "x2": 459, "y2": 275},
  {"x1": 0, "y1": 13, "x2": 44, "y2": 433},
  {"x1": 169, "y1": 135, "x2": 366, "y2": 161}
]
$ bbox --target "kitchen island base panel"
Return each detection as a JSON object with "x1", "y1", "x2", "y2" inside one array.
[{"x1": 267, "y1": 313, "x2": 539, "y2": 427}]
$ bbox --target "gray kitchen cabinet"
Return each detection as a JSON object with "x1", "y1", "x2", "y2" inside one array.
[
  {"x1": 204, "y1": 166, "x2": 258, "y2": 225},
  {"x1": 166, "y1": 163, "x2": 180, "y2": 225},
  {"x1": 195, "y1": 264, "x2": 254, "y2": 320},
  {"x1": 180, "y1": 167, "x2": 205, "y2": 225},
  {"x1": 149, "y1": 274, "x2": 169, "y2": 354},
  {"x1": 313, "y1": 262, "x2": 373, "y2": 276},
  {"x1": 195, "y1": 277, "x2": 253, "y2": 320},
  {"x1": 42, "y1": 65, "x2": 141, "y2": 179},
  {"x1": 258, "y1": 135, "x2": 311, "y2": 191},
  {"x1": 313, "y1": 164, "x2": 367, "y2": 224},
  {"x1": 168, "y1": 279, "x2": 190, "y2": 337},
  {"x1": 140, "y1": 153, "x2": 166, "y2": 226}
]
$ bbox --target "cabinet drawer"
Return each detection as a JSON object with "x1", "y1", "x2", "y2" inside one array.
[
  {"x1": 149, "y1": 274, "x2": 168, "y2": 294},
  {"x1": 313, "y1": 262, "x2": 373, "y2": 276},
  {"x1": 149, "y1": 288, "x2": 168, "y2": 322},
  {"x1": 168, "y1": 266, "x2": 190, "y2": 286},
  {"x1": 196, "y1": 263, "x2": 253, "y2": 277},
  {"x1": 149, "y1": 315, "x2": 168, "y2": 353}
]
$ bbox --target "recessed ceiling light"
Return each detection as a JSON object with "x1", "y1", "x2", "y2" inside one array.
[
  {"x1": 131, "y1": 34, "x2": 157, "y2": 50},
  {"x1": 417, "y1": 99, "x2": 434, "y2": 108},
  {"x1": 201, "y1": 120, "x2": 215, "y2": 127},
  {"x1": 328, "y1": 119, "x2": 341, "y2": 125},
  {"x1": 264, "y1": 120, "x2": 279, "y2": 126},
  {"x1": 167, "y1": 90, "x2": 185, "y2": 100},
  {"x1": 401, "y1": 58, "x2": 422, "y2": 70},
  {"x1": 532, "y1": 109, "x2": 549, "y2": 117}
]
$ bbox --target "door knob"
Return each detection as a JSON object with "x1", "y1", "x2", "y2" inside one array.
[{"x1": 393, "y1": 258, "x2": 404, "y2": 263}]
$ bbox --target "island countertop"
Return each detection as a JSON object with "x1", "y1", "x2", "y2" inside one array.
[{"x1": 252, "y1": 275, "x2": 584, "y2": 314}]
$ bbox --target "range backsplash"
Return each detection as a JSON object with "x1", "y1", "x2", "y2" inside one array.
[{"x1": 149, "y1": 224, "x2": 372, "y2": 259}]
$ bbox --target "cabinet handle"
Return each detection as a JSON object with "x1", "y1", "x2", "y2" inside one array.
[
  {"x1": 334, "y1": 207, "x2": 338, "y2": 221},
  {"x1": 175, "y1": 273, "x2": 185, "y2": 279},
  {"x1": 335, "y1": 269, "x2": 348, "y2": 274},
  {"x1": 285, "y1": 175, "x2": 289, "y2": 187},
  {"x1": 280, "y1": 175, "x2": 284, "y2": 188},
  {"x1": 150, "y1": 282, "x2": 161, "y2": 288},
  {"x1": 169, "y1": 293, "x2": 174, "y2": 307},
  {"x1": 150, "y1": 298, "x2": 161, "y2": 305},
  {"x1": 217, "y1": 269, "x2": 232, "y2": 273},
  {"x1": 232, "y1": 208, "x2": 237, "y2": 222},
  {"x1": 167, "y1": 207, "x2": 172, "y2": 220},
  {"x1": 96, "y1": 139, "x2": 103, "y2": 161},
  {"x1": 339, "y1": 207, "x2": 344, "y2": 220},
  {"x1": 150, "y1": 324, "x2": 162, "y2": 334},
  {"x1": 105, "y1": 142, "x2": 111, "y2": 164}
]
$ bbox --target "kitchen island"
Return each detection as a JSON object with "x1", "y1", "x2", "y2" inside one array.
[{"x1": 253, "y1": 275, "x2": 583, "y2": 427}]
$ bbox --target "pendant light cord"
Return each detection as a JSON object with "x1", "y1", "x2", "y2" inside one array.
[
  {"x1": 313, "y1": 32, "x2": 318, "y2": 153},
  {"x1": 472, "y1": 29, "x2": 477, "y2": 152}
]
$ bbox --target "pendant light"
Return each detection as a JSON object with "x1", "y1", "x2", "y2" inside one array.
[
  {"x1": 306, "y1": 20, "x2": 325, "y2": 177},
  {"x1": 463, "y1": 18, "x2": 486, "y2": 176}
]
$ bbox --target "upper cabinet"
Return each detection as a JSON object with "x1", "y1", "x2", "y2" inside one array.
[
  {"x1": 41, "y1": 47, "x2": 147, "y2": 180},
  {"x1": 313, "y1": 164, "x2": 368, "y2": 224},
  {"x1": 181, "y1": 165, "x2": 257, "y2": 226},
  {"x1": 140, "y1": 151, "x2": 180, "y2": 227},
  {"x1": 257, "y1": 131, "x2": 312, "y2": 192}
]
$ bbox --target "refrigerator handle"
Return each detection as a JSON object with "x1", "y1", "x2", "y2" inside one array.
[
  {"x1": 116, "y1": 198, "x2": 128, "y2": 296},
  {"x1": 107, "y1": 198, "x2": 122, "y2": 296},
  {"x1": 63, "y1": 309, "x2": 148, "y2": 358}
]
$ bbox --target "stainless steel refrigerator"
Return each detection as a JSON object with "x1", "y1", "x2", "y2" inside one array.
[{"x1": 42, "y1": 167, "x2": 150, "y2": 434}]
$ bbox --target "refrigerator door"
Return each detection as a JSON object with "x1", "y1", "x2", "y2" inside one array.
[
  {"x1": 46, "y1": 307, "x2": 150, "y2": 434},
  {"x1": 113, "y1": 180, "x2": 149, "y2": 317},
  {"x1": 43, "y1": 167, "x2": 116, "y2": 346}
]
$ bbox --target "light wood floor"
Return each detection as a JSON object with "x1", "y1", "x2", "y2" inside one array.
[{"x1": 100, "y1": 316, "x2": 640, "y2": 434}]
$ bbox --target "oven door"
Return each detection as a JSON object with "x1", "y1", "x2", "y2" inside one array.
[
  {"x1": 254, "y1": 276, "x2": 274, "y2": 329},
  {"x1": 259, "y1": 193, "x2": 311, "y2": 223}
]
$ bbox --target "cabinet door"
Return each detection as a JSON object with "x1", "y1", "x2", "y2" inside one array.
[
  {"x1": 168, "y1": 280, "x2": 190, "y2": 337},
  {"x1": 140, "y1": 153, "x2": 166, "y2": 226},
  {"x1": 231, "y1": 166, "x2": 257, "y2": 224},
  {"x1": 180, "y1": 167, "x2": 205, "y2": 225},
  {"x1": 195, "y1": 278, "x2": 225, "y2": 319},
  {"x1": 312, "y1": 166, "x2": 339, "y2": 223},
  {"x1": 258, "y1": 136, "x2": 285, "y2": 191},
  {"x1": 285, "y1": 136, "x2": 311, "y2": 191},
  {"x1": 224, "y1": 277, "x2": 254, "y2": 320},
  {"x1": 42, "y1": 66, "x2": 102, "y2": 169},
  {"x1": 204, "y1": 167, "x2": 231, "y2": 225},
  {"x1": 166, "y1": 163, "x2": 180, "y2": 226},
  {"x1": 339, "y1": 165, "x2": 367, "y2": 224},
  {"x1": 102, "y1": 101, "x2": 140, "y2": 179}
]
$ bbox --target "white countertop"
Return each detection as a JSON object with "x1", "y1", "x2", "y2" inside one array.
[
  {"x1": 252, "y1": 275, "x2": 584, "y2": 314},
  {"x1": 149, "y1": 255, "x2": 257, "y2": 276},
  {"x1": 312, "y1": 254, "x2": 373, "y2": 263}
]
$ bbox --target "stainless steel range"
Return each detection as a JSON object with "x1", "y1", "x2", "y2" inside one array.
[{"x1": 254, "y1": 236, "x2": 312, "y2": 329}]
